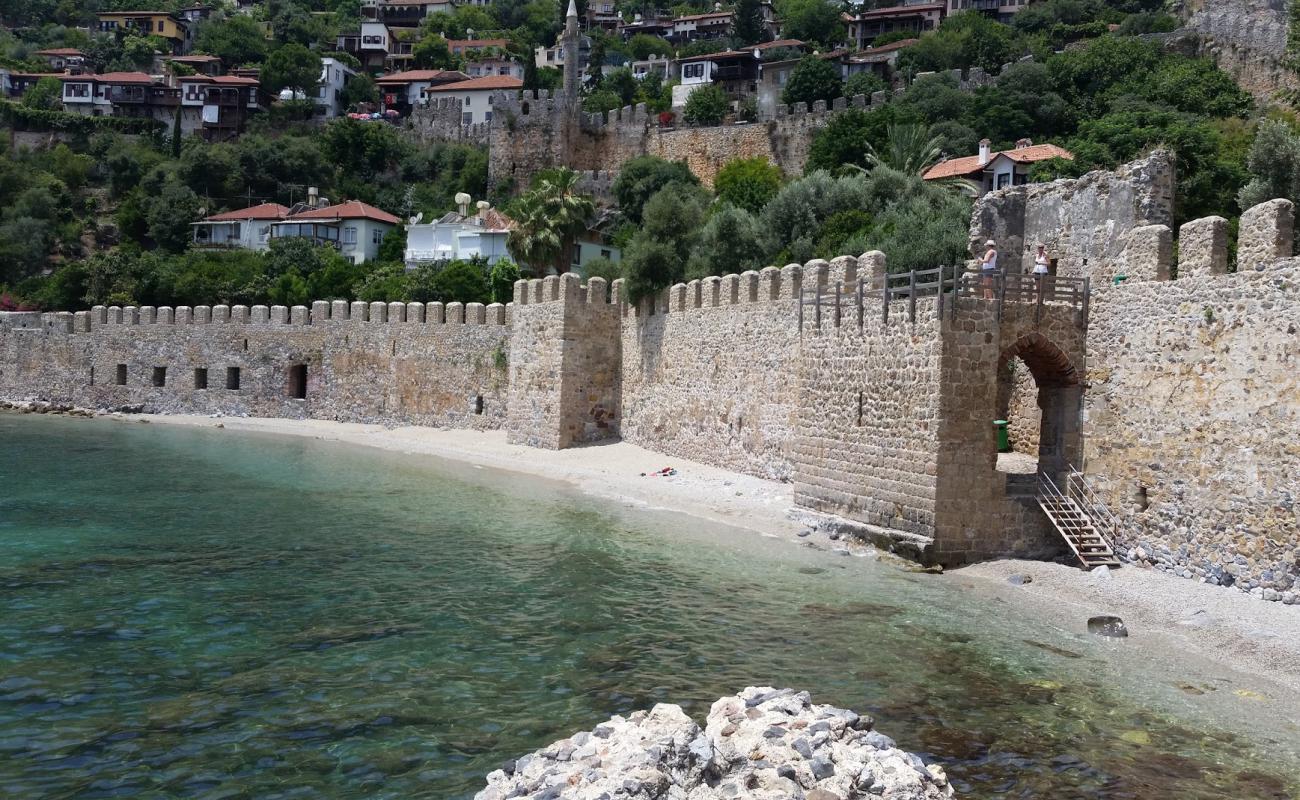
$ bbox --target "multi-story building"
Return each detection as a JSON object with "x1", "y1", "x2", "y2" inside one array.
[
  {"x1": 422, "y1": 75, "x2": 522, "y2": 124},
  {"x1": 5, "y1": 72, "x2": 65, "y2": 99},
  {"x1": 96, "y1": 11, "x2": 193, "y2": 55},
  {"x1": 35, "y1": 48, "x2": 87, "y2": 73},
  {"x1": 336, "y1": 20, "x2": 396, "y2": 72},
  {"x1": 672, "y1": 49, "x2": 760, "y2": 107},
  {"x1": 630, "y1": 54, "x2": 671, "y2": 81},
  {"x1": 314, "y1": 56, "x2": 358, "y2": 118},
  {"x1": 586, "y1": 1, "x2": 621, "y2": 32},
  {"x1": 270, "y1": 200, "x2": 401, "y2": 264},
  {"x1": 534, "y1": 35, "x2": 591, "y2": 74},
  {"x1": 178, "y1": 74, "x2": 266, "y2": 140},
  {"x1": 166, "y1": 54, "x2": 223, "y2": 76},
  {"x1": 839, "y1": 37, "x2": 916, "y2": 80},
  {"x1": 376, "y1": 69, "x2": 468, "y2": 114},
  {"x1": 59, "y1": 72, "x2": 179, "y2": 125},
  {"x1": 363, "y1": 0, "x2": 455, "y2": 28},
  {"x1": 923, "y1": 138, "x2": 1073, "y2": 193},
  {"x1": 669, "y1": 10, "x2": 733, "y2": 44},
  {"x1": 191, "y1": 203, "x2": 289, "y2": 251},
  {"x1": 843, "y1": 3, "x2": 944, "y2": 48},
  {"x1": 449, "y1": 40, "x2": 523, "y2": 80},
  {"x1": 618, "y1": 13, "x2": 673, "y2": 40}
]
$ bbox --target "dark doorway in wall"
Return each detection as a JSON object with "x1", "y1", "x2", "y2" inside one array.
[
  {"x1": 115, "y1": 364, "x2": 127, "y2": 385},
  {"x1": 289, "y1": 364, "x2": 307, "y2": 400},
  {"x1": 226, "y1": 367, "x2": 241, "y2": 390},
  {"x1": 474, "y1": 394, "x2": 484, "y2": 415},
  {"x1": 194, "y1": 368, "x2": 208, "y2": 389},
  {"x1": 89, "y1": 366, "x2": 94, "y2": 386},
  {"x1": 994, "y1": 333, "x2": 1082, "y2": 484},
  {"x1": 152, "y1": 367, "x2": 166, "y2": 387}
]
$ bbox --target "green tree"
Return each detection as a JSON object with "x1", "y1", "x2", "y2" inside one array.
[
  {"x1": 732, "y1": 0, "x2": 770, "y2": 46},
  {"x1": 685, "y1": 205, "x2": 768, "y2": 278},
  {"x1": 864, "y1": 122, "x2": 944, "y2": 176},
  {"x1": 683, "y1": 84, "x2": 729, "y2": 125},
  {"x1": 489, "y1": 258, "x2": 521, "y2": 303},
  {"x1": 844, "y1": 71, "x2": 887, "y2": 99},
  {"x1": 714, "y1": 156, "x2": 783, "y2": 214},
  {"x1": 778, "y1": 0, "x2": 844, "y2": 48},
  {"x1": 262, "y1": 43, "x2": 322, "y2": 96},
  {"x1": 194, "y1": 14, "x2": 270, "y2": 65},
  {"x1": 582, "y1": 89, "x2": 622, "y2": 113},
  {"x1": 620, "y1": 182, "x2": 710, "y2": 301},
  {"x1": 898, "y1": 11, "x2": 1026, "y2": 74},
  {"x1": 782, "y1": 55, "x2": 842, "y2": 107},
  {"x1": 145, "y1": 179, "x2": 202, "y2": 253},
  {"x1": 807, "y1": 105, "x2": 919, "y2": 173},
  {"x1": 507, "y1": 168, "x2": 596, "y2": 274},
  {"x1": 413, "y1": 34, "x2": 461, "y2": 70},
  {"x1": 1238, "y1": 119, "x2": 1300, "y2": 210},
  {"x1": 340, "y1": 73, "x2": 380, "y2": 110},
  {"x1": 431, "y1": 259, "x2": 491, "y2": 303},
  {"x1": 628, "y1": 34, "x2": 673, "y2": 60},
  {"x1": 604, "y1": 67, "x2": 639, "y2": 106},
  {"x1": 21, "y1": 77, "x2": 62, "y2": 110},
  {"x1": 612, "y1": 156, "x2": 700, "y2": 224}
]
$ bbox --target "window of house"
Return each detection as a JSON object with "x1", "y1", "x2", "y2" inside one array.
[
  {"x1": 464, "y1": 95, "x2": 472, "y2": 106},
  {"x1": 372, "y1": 229, "x2": 385, "y2": 245},
  {"x1": 342, "y1": 226, "x2": 357, "y2": 245},
  {"x1": 462, "y1": 111, "x2": 472, "y2": 124},
  {"x1": 572, "y1": 245, "x2": 582, "y2": 265},
  {"x1": 484, "y1": 111, "x2": 492, "y2": 122},
  {"x1": 600, "y1": 249, "x2": 612, "y2": 259},
  {"x1": 230, "y1": 223, "x2": 241, "y2": 239}
]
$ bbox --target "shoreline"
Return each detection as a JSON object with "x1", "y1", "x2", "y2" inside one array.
[{"x1": 7, "y1": 406, "x2": 1300, "y2": 704}]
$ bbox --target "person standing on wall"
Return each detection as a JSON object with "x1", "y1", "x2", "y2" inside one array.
[
  {"x1": 981, "y1": 239, "x2": 999, "y2": 299},
  {"x1": 1032, "y1": 243, "x2": 1052, "y2": 294}
]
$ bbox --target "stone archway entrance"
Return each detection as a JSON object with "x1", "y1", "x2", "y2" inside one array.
[{"x1": 995, "y1": 332, "x2": 1082, "y2": 479}]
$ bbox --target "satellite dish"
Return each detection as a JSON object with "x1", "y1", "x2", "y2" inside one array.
[
  {"x1": 409, "y1": 212, "x2": 423, "y2": 225},
  {"x1": 454, "y1": 192, "x2": 471, "y2": 205}
]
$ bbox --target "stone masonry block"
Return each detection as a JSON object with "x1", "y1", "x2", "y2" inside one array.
[
  {"x1": 760, "y1": 266, "x2": 781, "y2": 300},
  {"x1": 139, "y1": 306, "x2": 156, "y2": 324},
  {"x1": 369, "y1": 301, "x2": 387, "y2": 323},
  {"x1": 586, "y1": 276, "x2": 608, "y2": 304},
  {"x1": 176, "y1": 306, "x2": 193, "y2": 325},
  {"x1": 406, "y1": 302, "x2": 425, "y2": 323},
  {"x1": 561, "y1": 272, "x2": 581, "y2": 301},
  {"x1": 213, "y1": 305, "x2": 231, "y2": 324},
  {"x1": 330, "y1": 300, "x2": 349, "y2": 320},
  {"x1": 829, "y1": 256, "x2": 857, "y2": 287},
  {"x1": 350, "y1": 301, "x2": 368, "y2": 321},
  {"x1": 1178, "y1": 216, "x2": 1228, "y2": 277},
  {"x1": 427, "y1": 302, "x2": 445, "y2": 323},
  {"x1": 780, "y1": 264, "x2": 802, "y2": 299},
  {"x1": 486, "y1": 303, "x2": 506, "y2": 324},
  {"x1": 388, "y1": 301, "x2": 406, "y2": 323},
  {"x1": 859, "y1": 251, "x2": 887, "y2": 286},
  {"x1": 1122, "y1": 225, "x2": 1172, "y2": 281},
  {"x1": 270, "y1": 305, "x2": 288, "y2": 324},
  {"x1": 466, "y1": 303, "x2": 486, "y2": 324},
  {"x1": 446, "y1": 302, "x2": 465, "y2": 324},
  {"x1": 193, "y1": 306, "x2": 211, "y2": 324},
  {"x1": 1238, "y1": 198, "x2": 1294, "y2": 271},
  {"x1": 247, "y1": 306, "x2": 264, "y2": 324},
  {"x1": 311, "y1": 301, "x2": 330, "y2": 321},
  {"x1": 290, "y1": 305, "x2": 309, "y2": 325}
]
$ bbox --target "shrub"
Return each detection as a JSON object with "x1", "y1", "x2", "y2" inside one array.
[
  {"x1": 714, "y1": 156, "x2": 784, "y2": 214},
  {"x1": 683, "y1": 84, "x2": 729, "y2": 126}
]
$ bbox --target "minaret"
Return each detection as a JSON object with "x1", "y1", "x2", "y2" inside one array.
[{"x1": 562, "y1": 0, "x2": 580, "y2": 103}]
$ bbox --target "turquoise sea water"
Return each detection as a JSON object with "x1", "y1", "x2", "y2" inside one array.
[{"x1": 1, "y1": 414, "x2": 1297, "y2": 800}]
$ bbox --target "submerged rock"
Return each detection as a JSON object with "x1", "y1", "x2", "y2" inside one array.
[
  {"x1": 1087, "y1": 615, "x2": 1129, "y2": 638},
  {"x1": 476, "y1": 687, "x2": 953, "y2": 799}
]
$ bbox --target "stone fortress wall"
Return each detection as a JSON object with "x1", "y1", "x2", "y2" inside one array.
[
  {"x1": 3, "y1": 153, "x2": 1298, "y2": 601},
  {"x1": 0, "y1": 299, "x2": 513, "y2": 430}
]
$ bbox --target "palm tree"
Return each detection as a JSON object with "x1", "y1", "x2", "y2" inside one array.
[
  {"x1": 865, "y1": 122, "x2": 945, "y2": 176},
  {"x1": 507, "y1": 168, "x2": 595, "y2": 275}
]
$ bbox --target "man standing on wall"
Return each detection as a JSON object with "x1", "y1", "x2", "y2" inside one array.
[{"x1": 981, "y1": 239, "x2": 999, "y2": 299}]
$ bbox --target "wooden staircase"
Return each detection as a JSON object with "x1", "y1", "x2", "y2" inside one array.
[{"x1": 1038, "y1": 469, "x2": 1121, "y2": 569}]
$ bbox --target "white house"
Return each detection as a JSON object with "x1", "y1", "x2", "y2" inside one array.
[
  {"x1": 422, "y1": 74, "x2": 522, "y2": 124},
  {"x1": 671, "y1": 56, "x2": 718, "y2": 107},
  {"x1": 922, "y1": 138, "x2": 1074, "y2": 194},
  {"x1": 375, "y1": 68, "x2": 467, "y2": 113},
  {"x1": 191, "y1": 203, "x2": 289, "y2": 251},
  {"x1": 315, "y1": 56, "x2": 357, "y2": 118},
  {"x1": 270, "y1": 200, "x2": 400, "y2": 264},
  {"x1": 405, "y1": 203, "x2": 514, "y2": 268}
]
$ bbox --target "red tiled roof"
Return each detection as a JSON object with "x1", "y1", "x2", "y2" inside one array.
[
  {"x1": 675, "y1": 11, "x2": 732, "y2": 21},
  {"x1": 376, "y1": 69, "x2": 466, "y2": 84},
  {"x1": 479, "y1": 208, "x2": 516, "y2": 231},
  {"x1": 169, "y1": 54, "x2": 222, "y2": 62},
  {"x1": 283, "y1": 200, "x2": 401, "y2": 225},
  {"x1": 424, "y1": 75, "x2": 522, "y2": 92},
  {"x1": 856, "y1": 38, "x2": 918, "y2": 55},
  {"x1": 203, "y1": 203, "x2": 289, "y2": 222},
  {"x1": 754, "y1": 39, "x2": 805, "y2": 50},
  {"x1": 37, "y1": 48, "x2": 86, "y2": 56},
  {"x1": 87, "y1": 71, "x2": 156, "y2": 84},
  {"x1": 923, "y1": 144, "x2": 1074, "y2": 180}
]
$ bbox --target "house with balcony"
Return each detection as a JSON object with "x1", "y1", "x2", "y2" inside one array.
[
  {"x1": 618, "y1": 13, "x2": 674, "y2": 40},
  {"x1": 376, "y1": 69, "x2": 467, "y2": 114},
  {"x1": 844, "y1": 3, "x2": 944, "y2": 49},
  {"x1": 922, "y1": 138, "x2": 1073, "y2": 193},
  {"x1": 178, "y1": 74, "x2": 265, "y2": 139},
  {"x1": 404, "y1": 205, "x2": 515, "y2": 268},
  {"x1": 35, "y1": 48, "x2": 87, "y2": 73},
  {"x1": 191, "y1": 203, "x2": 289, "y2": 251},
  {"x1": 365, "y1": 0, "x2": 455, "y2": 28},
  {"x1": 586, "y1": 1, "x2": 622, "y2": 32},
  {"x1": 336, "y1": 20, "x2": 395, "y2": 72},
  {"x1": 422, "y1": 75, "x2": 521, "y2": 124},
  {"x1": 535, "y1": 34, "x2": 592, "y2": 74},
  {"x1": 630, "y1": 54, "x2": 672, "y2": 81},
  {"x1": 97, "y1": 11, "x2": 193, "y2": 55},
  {"x1": 6, "y1": 73, "x2": 65, "y2": 100},
  {"x1": 270, "y1": 200, "x2": 400, "y2": 264},
  {"x1": 60, "y1": 72, "x2": 179, "y2": 124},
  {"x1": 672, "y1": 49, "x2": 760, "y2": 108},
  {"x1": 669, "y1": 10, "x2": 733, "y2": 44},
  {"x1": 166, "y1": 54, "x2": 223, "y2": 76},
  {"x1": 840, "y1": 38, "x2": 917, "y2": 80}
]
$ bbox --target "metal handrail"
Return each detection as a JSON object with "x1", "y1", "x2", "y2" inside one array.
[{"x1": 1064, "y1": 465, "x2": 1122, "y2": 546}]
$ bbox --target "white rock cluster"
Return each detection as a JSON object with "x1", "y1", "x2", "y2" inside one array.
[{"x1": 476, "y1": 687, "x2": 954, "y2": 799}]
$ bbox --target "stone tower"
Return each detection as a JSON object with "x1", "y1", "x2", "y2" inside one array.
[{"x1": 562, "y1": 0, "x2": 580, "y2": 103}]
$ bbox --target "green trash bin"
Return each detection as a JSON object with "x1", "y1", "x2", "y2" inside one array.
[{"x1": 994, "y1": 419, "x2": 1010, "y2": 453}]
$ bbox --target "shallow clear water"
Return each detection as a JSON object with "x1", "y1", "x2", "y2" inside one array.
[{"x1": 1, "y1": 415, "x2": 1297, "y2": 800}]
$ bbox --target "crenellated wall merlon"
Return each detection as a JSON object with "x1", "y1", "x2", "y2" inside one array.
[
  {"x1": 63, "y1": 298, "x2": 512, "y2": 334},
  {"x1": 1120, "y1": 198, "x2": 1295, "y2": 282}
]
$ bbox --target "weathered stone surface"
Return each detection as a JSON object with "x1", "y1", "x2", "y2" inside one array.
[
  {"x1": 1236, "y1": 198, "x2": 1294, "y2": 272},
  {"x1": 970, "y1": 150, "x2": 1175, "y2": 281},
  {"x1": 475, "y1": 687, "x2": 953, "y2": 800},
  {"x1": 1183, "y1": 0, "x2": 1297, "y2": 101},
  {"x1": 1117, "y1": 224, "x2": 1173, "y2": 282},
  {"x1": 1177, "y1": 216, "x2": 1229, "y2": 278}
]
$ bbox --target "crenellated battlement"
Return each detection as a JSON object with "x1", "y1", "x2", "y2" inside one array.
[
  {"x1": 54, "y1": 299, "x2": 512, "y2": 334},
  {"x1": 511, "y1": 273, "x2": 617, "y2": 307},
  {"x1": 1112, "y1": 197, "x2": 1295, "y2": 282}
]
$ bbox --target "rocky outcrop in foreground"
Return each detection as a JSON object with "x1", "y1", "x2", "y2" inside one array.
[{"x1": 477, "y1": 687, "x2": 953, "y2": 799}]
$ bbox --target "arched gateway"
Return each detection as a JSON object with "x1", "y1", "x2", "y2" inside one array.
[{"x1": 793, "y1": 267, "x2": 1091, "y2": 566}]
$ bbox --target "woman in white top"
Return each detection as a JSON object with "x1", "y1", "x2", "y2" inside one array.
[
  {"x1": 980, "y1": 239, "x2": 998, "y2": 298},
  {"x1": 1033, "y1": 244, "x2": 1050, "y2": 275}
]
